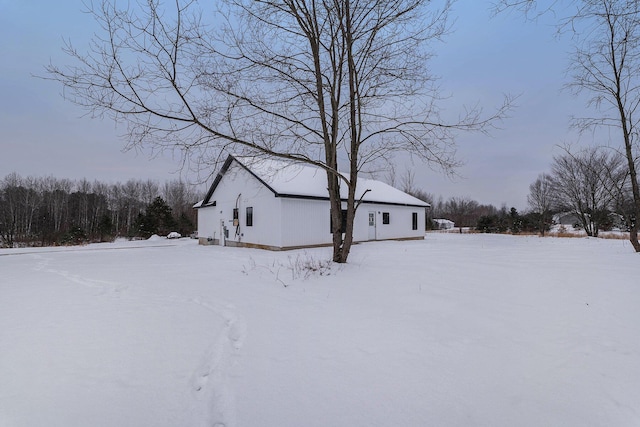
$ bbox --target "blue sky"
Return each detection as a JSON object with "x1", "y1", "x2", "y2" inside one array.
[{"x1": 0, "y1": 1, "x2": 595, "y2": 209}]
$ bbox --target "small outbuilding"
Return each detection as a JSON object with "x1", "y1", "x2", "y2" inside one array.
[
  {"x1": 553, "y1": 212, "x2": 581, "y2": 227},
  {"x1": 195, "y1": 155, "x2": 429, "y2": 250},
  {"x1": 433, "y1": 218, "x2": 455, "y2": 230}
]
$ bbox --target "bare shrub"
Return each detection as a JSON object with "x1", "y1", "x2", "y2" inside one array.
[
  {"x1": 285, "y1": 253, "x2": 334, "y2": 281},
  {"x1": 242, "y1": 252, "x2": 335, "y2": 287}
]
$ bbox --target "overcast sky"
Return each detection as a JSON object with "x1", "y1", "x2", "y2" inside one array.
[{"x1": 0, "y1": 1, "x2": 599, "y2": 209}]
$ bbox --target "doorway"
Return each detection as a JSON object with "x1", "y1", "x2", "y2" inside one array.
[{"x1": 368, "y1": 211, "x2": 376, "y2": 240}]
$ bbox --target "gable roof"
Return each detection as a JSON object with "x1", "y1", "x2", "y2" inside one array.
[{"x1": 196, "y1": 155, "x2": 429, "y2": 208}]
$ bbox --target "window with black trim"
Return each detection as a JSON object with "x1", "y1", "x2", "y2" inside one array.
[
  {"x1": 246, "y1": 207, "x2": 253, "y2": 226},
  {"x1": 412, "y1": 212, "x2": 418, "y2": 230},
  {"x1": 382, "y1": 212, "x2": 390, "y2": 224}
]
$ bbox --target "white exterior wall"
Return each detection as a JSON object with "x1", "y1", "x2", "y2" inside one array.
[
  {"x1": 280, "y1": 198, "x2": 332, "y2": 247},
  {"x1": 198, "y1": 159, "x2": 425, "y2": 249},
  {"x1": 235, "y1": 184, "x2": 282, "y2": 248},
  {"x1": 356, "y1": 204, "x2": 425, "y2": 241},
  {"x1": 351, "y1": 206, "x2": 370, "y2": 242},
  {"x1": 278, "y1": 200, "x2": 425, "y2": 247},
  {"x1": 197, "y1": 162, "x2": 282, "y2": 247},
  {"x1": 197, "y1": 206, "x2": 219, "y2": 242}
]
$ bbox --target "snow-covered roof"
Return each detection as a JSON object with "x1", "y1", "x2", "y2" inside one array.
[
  {"x1": 199, "y1": 155, "x2": 430, "y2": 208},
  {"x1": 433, "y1": 218, "x2": 455, "y2": 229},
  {"x1": 433, "y1": 219, "x2": 454, "y2": 225}
]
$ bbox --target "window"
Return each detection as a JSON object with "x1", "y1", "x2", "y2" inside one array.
[
  {"x1": 246, "y1": 207, "x2": 253, "y2": 226},
  {"x1": 382, "y1": 212, "x2": 390, "y2": 224},
  {"x1": 330, "y1": 209, "x2": 348, "y2": 233},
  {"x1": 412, "y1": 212, "x2": 418, "y2": 230}
]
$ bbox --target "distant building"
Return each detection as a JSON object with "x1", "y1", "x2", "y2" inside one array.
[
  {"x1": 195, "y1": 155, "x2": 429, "y2": 250},
  {"x1": 552, "y1": 212, "x2": 581, "y2": 227},
  {"x1": 433, "y1": 219, "x2": 455, "y2": 230}
]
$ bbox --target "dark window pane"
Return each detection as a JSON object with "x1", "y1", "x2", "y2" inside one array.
[
  {"x1": 382, "y1": 212, "x2": 390, "y2": 224},
  {"x1": 246, "y1": 207, "x2": 253, "y2": 227}
]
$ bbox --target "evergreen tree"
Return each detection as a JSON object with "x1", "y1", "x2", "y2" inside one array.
[
  {"x1": 509, "y1": 207, "x2": 522, "y2": 234},
  {"x1": 137, "y1": 197, "x2": 176, "y2": 238},
  {"x1": 176, "y1": 212, "x2": 194, "y2": 236},
  {"x1": 98, "y1": 213, "x2": 113, "y2": 242}
]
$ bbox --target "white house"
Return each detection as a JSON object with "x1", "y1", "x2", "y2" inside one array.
[{"x1": 195, "y1": 155, "x2": 429, "y2": 250}]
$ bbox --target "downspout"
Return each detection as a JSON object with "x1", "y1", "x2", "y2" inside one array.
[{"x1": 234, "y1": 193, "x2": 241, "y2": 239}]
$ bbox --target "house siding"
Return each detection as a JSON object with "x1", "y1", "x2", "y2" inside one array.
[
  {"x1": 197, "y1": 162, "x2": 282, "y2": 247},
  {"x1": 354, "y1": 204, "x2": 425, "y2": 242},
  {"x1": 200, "y1": 191, "x2": 425, "y2": 248},
  {"x1": 280, "y1": 198, "x2": 332, "y2": 247},
  {"x1": 197, "y1": 156, "x2": 427, "y2": 250}
]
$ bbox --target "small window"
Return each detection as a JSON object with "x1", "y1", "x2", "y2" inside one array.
[
  {"x1": 330, "y1": 209, "x2": 348, "y2": 233},
  {"x1": 412, "y1": 212, "x2": 418, "y2": 230},
  {"x1": 246, "y1": 207, "x2": 253, "y2": 226},
  {"x1": 382, "y1": 212, "x2": 390, "y2": 224}
]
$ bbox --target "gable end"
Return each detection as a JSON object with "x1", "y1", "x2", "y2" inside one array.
[{"x1": 198, "y1": 155, "x2": 280, "y2": 207}]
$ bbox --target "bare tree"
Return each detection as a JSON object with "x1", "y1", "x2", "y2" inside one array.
[
  {"x1": 140, "y1": 180, "x2": 161, "y2": 207},
  {"x1": 497, "y1": 0, "x2": 640, "y2": 251},
  {"x1": 41, "y1": 177, "x2": 73, "y2": 234},
  {"x1": 121, "y1": 180, "x2": 144, "y2": 235},
  {"x1": 163, "y1": 179, "x2": 201, "y2": 234},
  {"x1": 430, "y1": 195, "x2": 445, "y2": 219},
  {"x1": 0, "y1": 173, "x2": 200, "y2": 246},
  {"x1": 46, "y1": 0, "x2": 510, "y2": 263},
  {"x1": 600, "y1": 150, "x2": 635, "y2": 229},
  {"x1": 442, "y1": 196, "x2": 479, "y2": 232},
  {"x1": 0, "y1": 174, "x2": 23, "y2": 247},
  {"x1": 549, "y1": 146, "x2": 624, "y2": 236},
  {"x1": 107, "y1": 184, "x2": 124, "y2": 235},
  {"x1": 528, "y1": 172, "x2": 554, "y2": 236},
  {"x1": 397, "y1": 168, "x2": 432, "y2": 203}
]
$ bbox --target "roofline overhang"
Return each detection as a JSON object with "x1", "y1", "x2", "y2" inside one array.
[
  {"x1": 274, "y1": 192, "x2": 429, "y2": 208},
  {"x1": 196, "y1": 154, "x2": 430, "y2": 209}
]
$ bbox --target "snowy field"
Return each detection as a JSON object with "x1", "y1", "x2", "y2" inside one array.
[{"x1": 1, "y1": 233, "x2": 639, "y2": 427}]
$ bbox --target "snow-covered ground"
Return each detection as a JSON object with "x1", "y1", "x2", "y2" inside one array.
[{"x1": 1, "y1": 233, "x2": 639, "y2": 426}]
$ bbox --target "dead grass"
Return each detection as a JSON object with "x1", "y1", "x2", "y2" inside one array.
[
  {"x1": 429, "y1": 228, "x2": 630, "y2": 240},
  {"x1": 544, "y1": 231, "x2": 629, "y2": 240},
  {"x1": 598, "y1": 232, "x2": 630, "y2": 240},
  {"x1": 547, "y1": 231, "x2": 588, "y2": 238}
]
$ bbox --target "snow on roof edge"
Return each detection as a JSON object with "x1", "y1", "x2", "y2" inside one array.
[{"x1": 232, "y1": 155, "x2": 430, "y2": 207}]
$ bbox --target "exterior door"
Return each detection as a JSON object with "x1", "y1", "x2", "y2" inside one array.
[{"x1": 368, "y1": 211, "x2": 376, "y2": 240}]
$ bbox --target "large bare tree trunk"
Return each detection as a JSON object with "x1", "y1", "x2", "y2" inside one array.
[{"x1": 620, "y1": 112, "x2": 640, "y2": 251}]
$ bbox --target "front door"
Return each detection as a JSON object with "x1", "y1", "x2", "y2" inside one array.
[{"x1": 368, "y1": 211, "x2": 376, "y2": 240}]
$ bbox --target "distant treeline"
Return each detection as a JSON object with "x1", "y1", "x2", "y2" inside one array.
[
  {"x1": 400, "y1": 144, "x2": 634, "y2": 237},
  {"x1": 0, "y1": 173, "x2": 203, "y2": 248}
]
